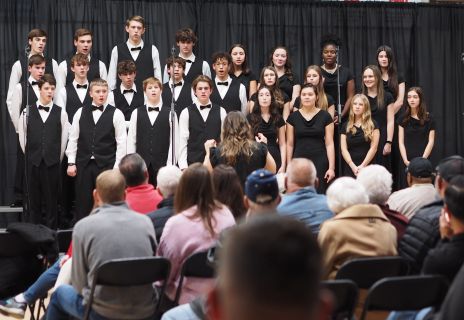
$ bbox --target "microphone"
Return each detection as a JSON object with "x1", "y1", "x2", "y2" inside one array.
[
  {"x1": 461, "y1": 52, "x2": 464, "y2": 63},
  {"x1": 171, "y1": 45, "x2": 176, "y2": 57}
]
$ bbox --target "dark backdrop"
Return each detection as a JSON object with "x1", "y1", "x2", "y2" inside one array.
[{"x1": 1, "y1": 0, "x2": 463, "y2": 204}]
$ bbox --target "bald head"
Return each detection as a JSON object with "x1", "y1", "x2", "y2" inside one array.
[
  {"x1": 95, "y1": 170, "x2": 126, "y2": 204},
  {"x1": 286, "y1": 158, "x2": 317, "y2": 192}
]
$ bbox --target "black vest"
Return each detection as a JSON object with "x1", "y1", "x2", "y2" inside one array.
[
  {"x1": 210, "y1": 79, "x2": 242, "y2": 113},
  {"x1": 116, "y1": 43, "x2": 153, "y2": 89},
  {"x1": 136, "y1": 106, "x2": 171, "y2": 168},
  {"x1": 187, "y1": 104, "x2": 222, "y2": 165},
  {"x1": 184, "y1": 59, "x2": 204, "y2": 83},
  {"x1": 26, "y1": 104, "x2": 62, "y2": 167},
  {"x1": 112, "y1": 88, "x2": 145, "y2": 121},
  {"x1": 21, "y1": 84, "x2": 39, "y2": 112},
  {"x1": 162, "y1": 82, "x2": 192, "y2": 117},
  {"x1": 19, "y1": 56, "x2": 55, "y2": 82},
  {"x1": 65, "y1": 56, "x2": 101, "y2": 85},
  {"x1": 65, "y1": 84, "x2": 92, "y2": 123},
  {"x1": 76, "y1": 106, "x2": 116, "y2": 168}
]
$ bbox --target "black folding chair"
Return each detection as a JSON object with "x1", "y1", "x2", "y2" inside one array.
[
  {"x1": 56, "y1": 229, "x2": 73, "y2": 254},
  {"x1": 360, "y1": 275, "x2": 449, "y2": 320},
  {"x1": 83, "y1": 256, "x2": 171, "y2": 320},
  {"x1": 322, "y1": 280, "x2": 358, "y2": 320},
  {"x1": 336, "y1": 256, "x2": 409, "y2": 289},
  {"x1": 173, "y1": 250, "x2": 215, "y2": 305}
]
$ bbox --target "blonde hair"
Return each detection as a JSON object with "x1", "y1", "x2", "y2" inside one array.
[
  {"x1": 220, "y1": 112, "x2": 256, "y2": 166},
  {"x1": 346, "y1": 94, "x2": 376, "y2": 142},
  {"x1": 304, "y1": 65, "x2": 329, "y2": 111},
  {"x1": 89, "y1": 78, "x2": 108, "y2": 91}
]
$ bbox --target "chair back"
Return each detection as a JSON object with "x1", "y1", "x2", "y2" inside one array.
[
  {"x1": 360, "y1": 275, "x2": 449, "y2": 320},
  {"x1": 322, "y1": 280, "x2": 358, "y2": 320},
  {"x1": 0, "y1": 230, "x2": 34, "y2": 256},
  {"x1": 336, "y1": 256, "x2": 409, "y2": 289},
  {"x1": 57, "y1": 229, "x2": 73, "y2": 254}
]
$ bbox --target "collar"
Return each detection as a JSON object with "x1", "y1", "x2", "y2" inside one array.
[
  {"x1": 146, "y1": 100, "x2": 163, "y2": 110},
  {"x1": 97, "y1": 201, "x2": 130, "y2": 212},
  {"x1": 411, "y1": 183, "x2": 435, "y2": 188},
  {"x1": 73, "y1": 79, "x2": 89, "y2": 89},
  {"x1": 37, "y1": 100, "x2": 54, "y2": 109},
  {"x1": 29, "y1": 75, "x2": 40, "y2": 85},
  {"x1": 215, "y1": 76, "x2": 231, "y2": 84},
  {"x1": 294, "y1": 186, "x2": 318, "y2": 194},
  {"x1": 180, "y1": 53, "x2": 195, "y2": 62},
  {"x1": 333, "y1": 204, "x2": 389, "y2": 221},
  {"x1": 127, "y1": 39, "x2": 144, "y2": 50},
  {"x1": 195, "y1": 100, "x2": 212, "y2": 110},
  {"x1": 126, "y1": 183, "x2": 155, "y2": 192},
  {"x1": 120, "y1": 83, "x2": 137, "y2": 94}
]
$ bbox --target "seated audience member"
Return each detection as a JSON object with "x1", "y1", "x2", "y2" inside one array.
[
  {"x1": 148, "y1": 165, "x2": 183, "y2": 242},
  {"x1": 244, "y1": 169, "x2": 281, "y2": 218},
  {"x1": 399, "y1": 155, "x2": 464, "y2": 274},
  {"x1": 118, "y1": 153, "x2": 162, "y2": 213},
  {"x1": 277, "y1": 158, "x2": 333, "y2": 233},
  {"x1": 212, "y1": 164, "x2": 247, "y2": 221},
  {"x1": 388, "y1": 157, "x2": 439, "y2": 219},
  {"x1": 318, "y1": 177, "x2": 397, "y2": 279},
  {"x1": 357, "y1": 164, "x2": 409, "y2": 241},
  {"x1": 433, "y1": 264, "x2": 464, "y2": 320},
  {"x1": 46, "y1": 169, "x2": 157, "y2": 319},
  {"x1": 157, "y1": 163, "x2": 235, "y2": 305},
  {"x1": 422, "y1": 175, "x2": 464, "y2": 282}
]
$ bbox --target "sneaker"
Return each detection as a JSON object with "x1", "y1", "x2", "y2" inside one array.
[{"x1": 0, "y1": 298, "x2": 26, "y2": 317}]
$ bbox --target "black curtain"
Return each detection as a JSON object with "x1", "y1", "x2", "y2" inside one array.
[{"x1": 1, "y1": 0, "x2": 463, "y2": 204}]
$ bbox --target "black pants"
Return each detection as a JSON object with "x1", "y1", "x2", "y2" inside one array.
[
  {"x1": 26, "y1": 160, "x2": 60, "y2": 229},
  {"x1": 74, "y1": 160, "x2": 112, "y2": 223},
  {"x1": 59, "y1": 156, "x2": 75, "y2": 228},
  {"x1": 14, "y1": 138, "x2": 25, "y2": 200}
]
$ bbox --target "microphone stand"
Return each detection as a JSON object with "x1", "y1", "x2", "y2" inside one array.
[
  {"x1": 336, "y1": 45, "x2": 343, "y2": 176},
  {"x1": 23, "y1": 46, "x2": 31, "y2": 218},
  {"x1": 170, "y1": 46, "x2": 176, "y2": 165}
]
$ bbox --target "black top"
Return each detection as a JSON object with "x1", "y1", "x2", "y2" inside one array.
[
  {"x1": 321, "y1": 66, "x2": 354, "y2": 107},
  {"x1": 184, "y1": 58, "x2": 208, "y2": 84},
  {"x1": 399, "y1": 114, "x2": 435, "y2": 160},
  {"x1": 147, "y1": 196, "x2": 174, "y2": 243},
  {"x1": 21, "y1": 83, "x2": 38, "y2": 112},
  {"x1": 368, "y1": 92, "x2": 395, "y2": 143},
  {"x1": 112, "y1": 88, "x2": 145, "y2": 121},
  {"x1": 422, "y1": 233, "x2": 464, "y2": 283},
  {"x1": 116, "y1": 43, "x2": 153, "y2": 89},
  {"x1": 294, "y1": 93, "x2": 335, "y2": 110},
  {"x1": 161, "y1": 82, "x2": 193, "y2": 117},
  {"x1": 382, "y1": 73, "x2": 405, "y2": 99},
  {"x1": 210, "y1": 78, "x2": 242, "y2": 113},
  {"x1": 65, "y1": 84, "x2": 92, "y2": 123},
  {"x1": 209, "y1": 142, "x2": 268, "y2": 186},
  {"x1": 278, "y1": 73, "x2": 300, "y2": 101},
  {"x1": 230, "y1": 71, "x2": 257, "y2": 99}
]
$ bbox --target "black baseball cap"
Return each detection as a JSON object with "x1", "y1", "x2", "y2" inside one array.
[{"x1": 406, "y1": 157, "x2": 433, "y2": 178}]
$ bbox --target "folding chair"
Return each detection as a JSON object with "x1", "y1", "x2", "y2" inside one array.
[
  {"x1": 322, "y1": 280, "x2": 358, "y2": 320},
  {"x1": 360, "y1": 275, "x2": 449, "y2": 320},
  {"x1": 56, "y1": 229, "x2": 73, "y2": 254},
  {"x1": 173, "y1": 250, "x2": 215, "y2": 305},
  {"x1": 83, "y1": 256, "x2": 171, "y2": 320}
]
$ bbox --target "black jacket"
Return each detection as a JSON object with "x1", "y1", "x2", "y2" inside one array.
[{"x1": 147, "y1": 197, "x2": 174, "y2": 243}]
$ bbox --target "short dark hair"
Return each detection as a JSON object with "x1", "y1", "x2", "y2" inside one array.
[
  {"x1": 445, "y1": 175, "x2": 464, "y2": 222},
  {"x1": 436, "y1": 155, "x2": 464, "y2": 182},
  {"x1": 28, "y1": 29, "x2": 47, "y2": 40},
  {"x1": 117, "y1": 60, "x2": 137, "y2": 75},
  {"x1": 38, "y1": 74, "x2": 56, "y2": 89},
  {"x1": 118, "y1": 153, "x2": 147, "y2": 187},
  {"x1": 211, "y1": 52, "x2": 232, "y2": 65},
  {"x1": 73, "y1": 28, "x2": 92, "y2": 41},
  {"x1": 192, "y1": 75, "x2": 213, "y2": 91},
  {"x1": 220, "y1": 215, "x2": 322, "y2": 312},
  {"x1": 28, "y1": 54, "x2": 45, "y2": 67},
  {"x1": 175, "y1": 28, "x2": 197, "y2": 43},
  {"x1": 166, "y1": 56, "x2": 186, "y2": 70},
  {"x1": 70, "y1": 53, "x2": 89, "y2": 67}
]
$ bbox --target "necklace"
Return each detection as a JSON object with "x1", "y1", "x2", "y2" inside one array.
[{"x1": 322, "y1": 64, "x2": 338, "y2": 74}]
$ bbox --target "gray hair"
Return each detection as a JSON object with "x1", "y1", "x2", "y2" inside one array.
[
  {"x1": 157, "y1": 166, "x2": 182, "y2": 197},
  {"x1": 326, "y1": 177, "x2": 369, "y2": 214},
  {"x1": 286, "y1": 158, "x2": 317, "y2": 187},
  {"x1": 357, "y1": 164, "x2": 392, "y2": 205}
]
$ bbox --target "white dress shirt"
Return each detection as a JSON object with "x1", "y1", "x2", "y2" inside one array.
[
  {"x1": 55, "y1": 80, "x2": 90, "y2": 108},
  {"x1": 107, "y1": 83, "x2": 138, "y2": 107},
  {"x1": 56, "y1": 55, "x2": 107, "y2": 89},
  {"x1": 18, "y1": 100, "x2": 70, "y2": 161},
  {"x1": 127, "y1": 99, "x2": 179, "y2": 165},
  {"x1": 65, "y1": 104, "x2": 127, "y2": 167},
  {"x1": 107, "y1": 40, "x2": 162, "y2": 90},
  {"x1": 162, "y1": 53, "x2": 211, "y2": 83},
  {"x1": 177, "y1": 101, "x2": 227, "y2": 169},
  {"x1": 214, "y1": 76, "x2": 248, "y2": 114},
  {"x1": 8, "y1": 76, "x2": 41, "y2": 132}
]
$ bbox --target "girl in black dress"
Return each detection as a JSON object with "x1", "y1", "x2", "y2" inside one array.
[
  {"x1": 377, "y1": 45, "x2": 405, "y2": 114},
  {"x1": 229, "y1": 44, "x2": 257, "y2": 99},
  {"x1": 268, "y1": 46, "x2": 300, "y2": 109},
  {"x1": 286, "y1": 83, "x2": 335, "y2": 193},
  {"x1": 341, "y1": 94, "x2": 380, "y2": 177},
  {"x1": 248, "y1": 66, "x2": 291, "y2": 120},
  {"x1": 399, "y1": 87, "x2": 436, "y2": 166},
  {"x1": 247, "y1": 86, "x2": 286, "y2": 173},
  {"x1": 320, "y1": 34, "x2": 355, "y2": 119},
  {"x1": 294, "y1": 65, "x2": 336, "y2": 119},
  {"x1": 362, "y1": 65, "x2": 395, "y2": 171}
]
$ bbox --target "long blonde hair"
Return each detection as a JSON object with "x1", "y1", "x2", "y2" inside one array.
[
  {"x1": 304, "y1": 65, "x2": 329, "y2": 111},
  {"x1": 347, "y1": 94, "x2": 375, "y2": 141},
  {"x1": 220, "y1": 112, "x2": 256, "y2": 166}
]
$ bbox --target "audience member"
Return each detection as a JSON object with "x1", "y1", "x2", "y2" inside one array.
[
  {"x1": 357, "y1": 164, "x2": 409, "y2": 241},
  {"x1": 433, "y1": 263, "x2": 464, "y2": 320},
  {"x1": 388, "y1": 157, "x2": 438, "y2": 219},
  {"x1": 148, "y1": 165, "x2": 183, "y2": 242},
  {"x1": 399, "y1": 155, "x2": 464, "y2": 273},
  {"x1": 118, "y1": 153, "x2": 162, "y2": 213},
  {"x1": 46, "y1": 169, "x2": 157, "y2": 319},
  {"x1": 318, "y1": 177, "x2": 397, "y2": 279},
  {"x1": 157, "y1": 163, "x2": 235, "y2": 305},
  {"x1": 277, "y1": 158, "x2": 333, "y2": 233},
  {"x1": 244, "y1": 169, "x2": 281, "y2": 218},
  {"x1": 212, "y1": 164, "x2": 247, "y2": 221}
]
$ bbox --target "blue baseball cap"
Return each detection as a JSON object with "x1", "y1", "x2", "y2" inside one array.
[{"x1": 245, "y1": 169, "x2": 279, "y2": 204}]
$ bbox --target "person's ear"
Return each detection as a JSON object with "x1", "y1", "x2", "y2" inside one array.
[
  {"x1": 92, "y1": 189, "x2": 100, "y2": 208},
  {"x1": 314, "y1": 177, "x2": 319, "y2": 189}
]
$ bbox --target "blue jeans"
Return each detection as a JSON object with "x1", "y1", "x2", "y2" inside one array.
[
  {"x1": 46, "y1": 284, "x2": 108, "y2": 320},
  {"x1": 24, "y1": 259, "x2": 61, "y2": 304}
]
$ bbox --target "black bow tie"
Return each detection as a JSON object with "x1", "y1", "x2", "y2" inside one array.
[
  {"x1": 200, "y1": 104, "x2": 211, "y2": 110},
  {"x1": 76, "y1": 84, "x2": 88, "y2": 89},
  {"x1": 148, "y1": 106, "x2": 160, "y2": 112},
  {"x1": 92, "y1": 105, "x2": 104, "y2": 112},
  {"x1": 185, "y1": 59, "x2": 193, "y2": 63},
  {"x1": 123, "y1": 89, "x2": 134, "y2": 94},
  {"x1": 174, "y1": 82, "x2": 183, "y2": 87},
  {"x1": 38, "y1": 105, "x2": 50, "y2": 112},
  {"x1": 217, "y1": 81, "x2": 228, "y2": 86},
  {"x1": 131, "y1": 46, "x2": 142, "y2": 51},
  {"x1": 31, "y1": 81, "x2": 39, "y2": 86}
]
